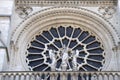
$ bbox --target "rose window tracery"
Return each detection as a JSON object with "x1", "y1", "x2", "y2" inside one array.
[{"x1": 26, "y1": 26, "x2": 105, "y2": 71}]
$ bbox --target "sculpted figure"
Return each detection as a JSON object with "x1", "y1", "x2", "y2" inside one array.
[
  {"x1": 72, "y1": 50, "x2": 79, "y2": 71},
  {"x1": 61, "y1": 45, "x2": 69, "y2": 71},
  {"x1": 49, "y1": 49, "x2": 56, "y2": 71}
]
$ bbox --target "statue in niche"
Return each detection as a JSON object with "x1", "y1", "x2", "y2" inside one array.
[
  {"x1": 72, "y1": 50, "x2": 79, "y2": 71},
  {"x1": 61, "y1": 45, "x2": 69, "y2": 71},
  {"x1": 49, "y1": 49, "x2": 56, "y2": 71}
]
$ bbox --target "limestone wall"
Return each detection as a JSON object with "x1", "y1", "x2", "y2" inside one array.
[{"x1": 0, "y1": 0, "x2": 13, "y2": 71}]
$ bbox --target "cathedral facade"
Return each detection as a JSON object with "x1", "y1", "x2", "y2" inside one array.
[{"x1": 0, "y1": 0, "x2": 120, "y2": 80}]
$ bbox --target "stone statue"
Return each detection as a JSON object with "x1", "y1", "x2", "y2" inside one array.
[
  {"x1": 49, "y1": 49, "x2": 56, "y2": 71},
  {"x1": 72, "y1": 50, "x2": 79, "y2": 71},
  {"x1": 61, "y1": 45, "x2": 69, "y2": 71}
]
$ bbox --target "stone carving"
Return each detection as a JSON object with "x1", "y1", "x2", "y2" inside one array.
[
  {"x1": 15, "y1": 6, "x2": 33, "y2": 18},
  {"x1": 72, "y1": 50, "x2": 79, "y2": 71},
  {"x1": 49, "y1": 45, "x2": 80, "y2": 71},
  {"x1": 98, "y1": 6, "x2": 116, "y2": 19},
  {"x1": 61, "y1": 45, "x2": 69, "y2": 71},
  {"x1": 112, "y1": 42, "x2": 120, "y2": 51},
  {"x1": 10, "y1": 40, "x2": 18, "y2": 52},
  {"x1": 15, "y1": 0, "x2": 116, "y2": 7},
  {"x1": 12, "y1": 7, "x2": 118, "y2": 47},
  {"x1": 49, "y1": 49, "x2": 56, "y2": 71},
  {"x1": 26, "y1": 26, "x2": 105, "y2": 71}
]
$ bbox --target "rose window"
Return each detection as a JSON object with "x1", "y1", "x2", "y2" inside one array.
[{"x1": 26, "y1": 26, "x2": 105, "y2": 71}]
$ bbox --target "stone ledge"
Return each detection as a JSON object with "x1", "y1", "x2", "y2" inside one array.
[{"x1": 15, "y1": 0, "x2": 117, "y2": 6}]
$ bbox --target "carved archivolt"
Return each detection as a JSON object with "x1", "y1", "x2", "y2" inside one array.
[{"x1": 11, "y1": 7, "x2": 119, "y2": 71}]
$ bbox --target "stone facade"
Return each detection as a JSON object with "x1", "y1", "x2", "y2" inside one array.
[{"x1": 0, "y1": 0, "x2": 120, "y2": 72}]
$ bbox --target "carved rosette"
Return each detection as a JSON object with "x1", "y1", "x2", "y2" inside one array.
[
  {"x1": 98, "y1": 6, "x2": 116, "y2": 19},
  {"x1": 15, "y1": 6, "x2": 33, "y2": 19}
]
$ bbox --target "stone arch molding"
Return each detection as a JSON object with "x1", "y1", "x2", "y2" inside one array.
[{"x1": 10, "y1": 7, "x2": 120, "y2": 71}]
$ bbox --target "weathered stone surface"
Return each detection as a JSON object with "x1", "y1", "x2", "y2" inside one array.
[{"x1": 0, "y1": 0, "x2": 13, "y2": 15}]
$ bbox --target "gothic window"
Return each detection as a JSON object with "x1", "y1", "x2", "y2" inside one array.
[{"x1": 26, "y1": 26, "x2": 105, "y2": 71}]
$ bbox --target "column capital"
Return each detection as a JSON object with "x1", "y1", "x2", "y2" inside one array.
[{"x1": 112, "y1": 42, "x2": 120, "y2": 51}]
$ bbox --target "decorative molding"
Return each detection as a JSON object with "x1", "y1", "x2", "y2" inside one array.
[
  {"x1": 10, "y1": 7, "x2": 120, "y2": 71},
  {"x1": 12, "y1": 7, "x2": 119, "y2": 46},
  {"x1": 15, "y1": 6, "x2": 33, "y2": 19},
  {"x1": 15, "y1": 0, "x2": 117, "y2": 6},
  {"x1": 98, "y1": 6, "x2": 116, "y2": 19},
  {"x1": 0, "y1": 31, "x2": 5, "y2": 47}
]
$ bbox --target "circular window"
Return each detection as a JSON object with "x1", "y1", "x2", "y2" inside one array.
[{"x1": 26, "y1": 26, "x2": 105, "y2": 71}]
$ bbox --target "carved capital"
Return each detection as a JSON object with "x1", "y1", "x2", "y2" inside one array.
[
  {"x1": 10, "y1": 40, "x2": 18, "y2": 52},
  {"x1": 112, "y1": 42, "x2": 120, "y2": 51},
  {"x1": 98, "y1": 6, "x2": 116, "y2": 19},
  {"x1": 15, "y1": 6, "x2": 33, "y2": 19}
]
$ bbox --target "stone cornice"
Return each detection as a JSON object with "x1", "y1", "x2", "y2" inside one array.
[{"x1": 15, "y1": 0, "x2": 117, "y2": 6}]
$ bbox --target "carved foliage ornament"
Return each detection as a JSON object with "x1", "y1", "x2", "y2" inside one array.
[
  {"x1": 98, "y1": 6, "x2": 116, "y2": 19},
  {"x1": 15, "y1": 6, "x2": 33, "y2": 19}
]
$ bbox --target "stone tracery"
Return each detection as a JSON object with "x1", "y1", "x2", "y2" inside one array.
[{"x1": 26, "y1": 26, "x2": 105, "y2": 71}]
